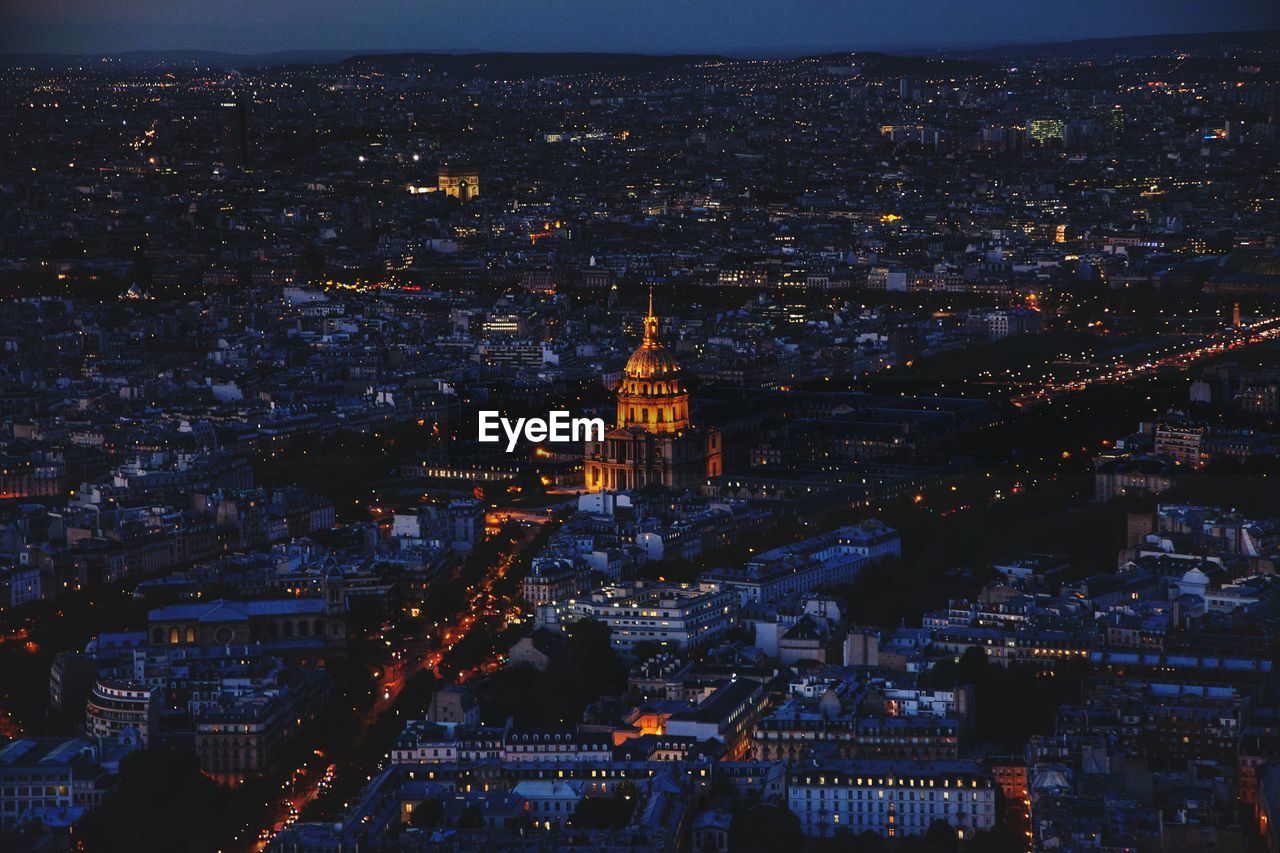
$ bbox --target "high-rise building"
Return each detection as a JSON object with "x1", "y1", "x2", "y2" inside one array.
[
  {"x1": 584, "y1": 293, "x2": 722, "y2": 491},
  {"x1": 220, "y1": 101, "x2": 248, "y2": 170},
  {"x1": 1154, "y1": 422, "x2": 1205, "y2": 469},
  {"x1": 1029, "y1": 118, "x2": 1066, "y2": 144},
  {"x1": 1105, "y1": 105, "x2": 1125, "y2": 141}
]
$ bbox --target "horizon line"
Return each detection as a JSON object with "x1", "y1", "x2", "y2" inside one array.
[{"x1": 2, "y1": 26, "x2": 1275, "y2": 63}]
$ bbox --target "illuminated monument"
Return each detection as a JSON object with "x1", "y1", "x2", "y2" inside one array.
[
  {"x1": 584, "y1": 293, "x2": 722, "y2": 491},
  {"x1": 437, "y1": 165, "x2": 480, "y2": 202}
]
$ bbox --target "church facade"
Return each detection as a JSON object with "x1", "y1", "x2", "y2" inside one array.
[{"x1": 584, "y1": 297, "x2": 721, "y2": 492}]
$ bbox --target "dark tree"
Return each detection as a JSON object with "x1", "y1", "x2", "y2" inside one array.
[
  {"x1": 923, "y1": 819, "x2": 960, "y2": 853},
  {"x1": 409, "y1": 798, "x2": 444, "y2": 829},
  {"x1": 849, "y1": 830, "x2": 891, "y2": 853},
  {"x1": 809, "y1": 829, "x2": 869, "y2": 852},
  {"x1": 728, "y1": 805, "x2": 803, "y2": 853},
  {"x1": 458, "y1": 805, "x2": 485, "y2": 829},
  {"x1": 75, "y1": 749, "x2": 234, "y2": 852},
  {"x1": 631, "y1": 640, "x2": 661, "y2": 663},
  {"x1": 965, "y1": 822, "x2": 1031, "y2": 853},
  {"x1": 570, "y1": 793, "x2": 635, "y2": 829}
]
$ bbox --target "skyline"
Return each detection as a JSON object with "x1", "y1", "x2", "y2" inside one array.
[
  {"x1": 3, "y1": 0, "x2": 1278, "y2": 56},
  {"x1": 4, "y1": 8, "x2": 1280, "y2": 852}
]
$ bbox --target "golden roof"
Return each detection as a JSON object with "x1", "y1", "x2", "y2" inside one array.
[{"x1": 624, "y1": 291, "x2": 681, "y2": 379}]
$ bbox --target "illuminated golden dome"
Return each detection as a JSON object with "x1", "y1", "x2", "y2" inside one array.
[
  {"x1": 623, "y1": 291, "x2": 681, "y2": 380},
  {"x1": 624, "y1": 340, "x2": 681, "y2": 379},
  {"x1": 616, "y1": 291, "x2": 689, "y2": 433}
]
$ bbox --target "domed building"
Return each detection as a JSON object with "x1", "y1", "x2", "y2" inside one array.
[{"x1": 585, "y1": 295, "x2": 722, "y2": 491}]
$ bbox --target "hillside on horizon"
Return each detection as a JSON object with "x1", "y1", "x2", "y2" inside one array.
[{"x1": 2, "y1": 28, "x2": 1274, "y2": 74}]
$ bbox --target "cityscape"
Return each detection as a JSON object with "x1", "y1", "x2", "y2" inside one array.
[{"x1": 1, "y1": 4, "x2": 1280, "y2": 852}]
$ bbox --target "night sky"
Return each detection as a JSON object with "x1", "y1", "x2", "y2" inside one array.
[{"x1": 2, "y1": 0, "x2": 1277, "y2": 56}]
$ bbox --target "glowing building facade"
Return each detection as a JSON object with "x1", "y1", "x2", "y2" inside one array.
[
  {"x1": 584, "y1": 295, "x2": 721, "y2": 491},
  {"x1": 437, "y1": 165, "x2": 480, "y2": 201}
]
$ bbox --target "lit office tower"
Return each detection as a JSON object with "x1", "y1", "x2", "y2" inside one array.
[
  {"x1": 1028, "y1": 118, "x2": 1066, "y2": 144},
  {"x1": 220, "y1": 100, "x2": 248, "y2": 170},
  {"x1": 1107, "y1": 105, "x2": 1125, "y2": 141}
]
